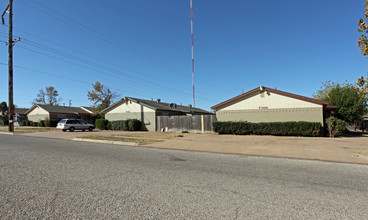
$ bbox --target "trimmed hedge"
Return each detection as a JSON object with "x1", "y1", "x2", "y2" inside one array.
[
  {"x1": 97, "y1": 119, "x2": 141, "y2": 131},
  {"x1": 108, "y1": 120, "x2": 128, "y2": 131},
  {"x1": 128, "y1": 119, "x2": 141, "y2": 131},
  {"x1": 38, "y1": 119, "x2": 60, "y2": 127},
  {"x1": 0, "y1": 115, "x2": 8, "y2": 125},
  {"x1": 213, "y1": 121, "x2": 322, "y2": 137},
  {"x1": 95, "y1": 118, "x2": 109, "y2": 130},
  {"x1": 108, "y1": 119, "x2": 141, "y2": 131}
]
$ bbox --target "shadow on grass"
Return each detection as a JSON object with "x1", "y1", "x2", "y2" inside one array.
[{"x1": 342, "y1": 131, "x2": 368, "y2": 138}]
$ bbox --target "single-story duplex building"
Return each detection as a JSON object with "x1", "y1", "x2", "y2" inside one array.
[
  {"x1": 101, "y1": 97, "x2": 212, "y2": 131},
  {"x1": 211, "y1": 86, "x2": 337, "y2": 127},
  {"x1": 26, "y1": 104, "x2": 94, "y2": 123}
]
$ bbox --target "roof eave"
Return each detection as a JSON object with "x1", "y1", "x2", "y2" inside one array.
[
  {"x1": 25, "y1": 104, "x2": 41, "y2": 115},
  {"x1": 211, "y1": 86, "x2": 330, "y2": 110},
  {"x1": 127, "y1": 97, "x2": 157, "y2": 111}
]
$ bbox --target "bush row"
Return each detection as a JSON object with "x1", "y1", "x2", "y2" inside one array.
[
  {"x1": 212, "y1": 121, "x2": 322, "y2": 137},
  {"x1": 0, "y1": 115, "x2": 7, "y2": 126},
  {"x1": 21, "y1": 119, "x2": 59, "y2": 127},
  {"x1": 95, "y1": 119, "x2": 141, "y2": 131}
]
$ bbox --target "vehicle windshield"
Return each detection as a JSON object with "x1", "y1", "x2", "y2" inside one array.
[
  {"x1": 59, "y1": 119, "x2": 66, "y2": 124},
  {"x1": 78, "y1": 120, "x2": 86, "y2": 124}
]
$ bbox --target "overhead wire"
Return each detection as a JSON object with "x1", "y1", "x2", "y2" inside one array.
[
  {"x1": 17, "y1": 0, "x2": 232, "y2": 95},
  {"x1": 3, "y1": 0, "x2": 230, "y2": 107},
  {"x1": 0, "y1": 35, "x2": 217, "y2": 102},
  {"x1": 18, "y1": 0, "x2": 187, "y2": 76},
  {"x1": 0, "y1": 62, "x2": 153, "y2": 100}
]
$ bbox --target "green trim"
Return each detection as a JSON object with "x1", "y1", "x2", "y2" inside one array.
[
  {"x1": 127, "y1": 97, "x2": 157, "y2": 111},
  {"x1": 100, "y1": 99, "x2": 125, "y2": 114}
]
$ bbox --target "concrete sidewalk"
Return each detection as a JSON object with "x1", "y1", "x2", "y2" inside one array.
[{"x1": 14, "y1": 129, "x2": 368, "y2": 165}]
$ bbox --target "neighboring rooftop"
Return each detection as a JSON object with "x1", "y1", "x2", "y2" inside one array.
[
  {"x1": 26, "y1": 104, "x2": 91, "y2": 115},
  {"x1": 14, "y1": 108, "x2": 28, "y2": 115},
  {"x1": 81, "y1": 106, "x2": 96, "y2": 113},
  {"x1": 103, "y1": 97, "x2": 212, "y2": 114}
]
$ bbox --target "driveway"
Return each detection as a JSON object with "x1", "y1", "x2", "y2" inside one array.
[{"x1": 17, "y1": 129, "x2": 368, "y2": 165}]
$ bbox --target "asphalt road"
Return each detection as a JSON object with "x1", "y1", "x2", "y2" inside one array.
[{"x1": 0, "y1": 134, "x2": 367, "y2": 219}]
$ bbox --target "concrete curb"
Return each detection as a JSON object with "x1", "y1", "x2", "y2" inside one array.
[
  {"x1": 72, "y1": 138, "x2": 138, "y2": 146},
  {"x1": 0, "y1": 132, "x2": 14, "y2": 135}
]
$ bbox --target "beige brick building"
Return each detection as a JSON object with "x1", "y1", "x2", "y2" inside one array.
[
  {"x1": 212, "y1": 86, "x2": 336, "y2": 127},
  {"x1": 102, "y1": 97, "x2": 212, "y2": 131}
]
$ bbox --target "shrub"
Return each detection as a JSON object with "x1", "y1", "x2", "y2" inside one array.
[
  {"x1": 22, "y1": 120, "x2": 28, "y2": 126},
  {"x1": 39, "y1": 120, "x2": 45, "y2": 127},
  {"x1": 95, "y1": 119, "x2": 109, "y2": 130},
  {"x1": 326, "y1": 117, "x2": 346, "y2": 137},
  {"x1": 108, "y1": 120, "x2": 128, "y2": 130},
  {"x1": 107, "y1": 119, "x2": 141, "y2": 131},
  {"x1": 32, "y1": 121, "x2": 39, "y2": 127},
  {"x1": 0, "y1": 115, "x2": 8, "y2": 126},
  {"x1": 213, "y1": 121, "x2": 322, "y2": 137},
  {"x1": 49, "y1": 119, "x2": 59, "y2": 127},
  {"x1": 127, "y1": 119, "x2": 141, "y2": 131}
]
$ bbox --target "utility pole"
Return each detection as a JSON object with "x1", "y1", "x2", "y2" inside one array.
[{"x1": 2, "y1": 0, "x2": 20, "y2": 132}]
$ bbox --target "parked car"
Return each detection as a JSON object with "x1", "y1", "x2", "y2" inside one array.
[{"x1": 56, "y1": 119, "x2": 95, "y2": 132}]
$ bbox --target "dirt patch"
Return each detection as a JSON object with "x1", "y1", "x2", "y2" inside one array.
[
  {"x1": 78, "y1": 135, "x2": 162, "y2": 145},
  {"x1": 15, "y1": 129, "x2": 368, "y2": 164},
  {"x1": 0, "y1": 127, "x2": 56, "y2": 133},
  {"x1": 94, "y1": 131, "x2": 196, "y2": 139}
]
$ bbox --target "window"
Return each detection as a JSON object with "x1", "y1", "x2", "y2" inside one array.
[{"x1": 260, "y1": 92, "x2": 265, "y2": 98}]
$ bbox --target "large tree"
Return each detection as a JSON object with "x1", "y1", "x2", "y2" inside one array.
[
  {"x1": 87, "y1": 81, "x2": 119, "y2": 113},
  {"x1": 312, "y1": 81, "x2": 338, "y2": 101},
  {"x1": 33, "y1": 86, "x2": 60, "y2": 106},
  {"x1": 0, "y1": 101, "x2": 8, "y2": 125},
  {"x1": 314, "y1": 82, "x2": 367, "y2": 124},
  {"x1": 357, "y1": 0, "x2": 368, "y2": 97}
]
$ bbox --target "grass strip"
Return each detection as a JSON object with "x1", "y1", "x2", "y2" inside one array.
[{"x1": 77, "y1": 135, "x2": 162, "y2": 145}]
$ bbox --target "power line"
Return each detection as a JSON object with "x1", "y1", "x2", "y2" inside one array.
[
  {"x1": 17, "y1": 43, "x2": 215, "y2": 100},
  {"x1": 1, "y1": 39, "x2": 218, "y2": 103},
  {"x1": 18, "y1": 0, "x2": 188, "y2": 76},
  {"x1": 0, "y1": 62, "x2": 153, "y2": 100},
  {"x1": 0, "y1": 33, "x2": 219, "y2": 104},
  {"x1": 16, "y1": 0, "x2": 233, "y2": 97}
]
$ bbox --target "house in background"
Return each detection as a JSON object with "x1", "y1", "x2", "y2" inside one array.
[
  {"x1": 14, "y1": 108, "x2": 28, "y2": 124},
  {"x1": 211, "y1": 86, "x2": 337, "y2": 128},
  {"x1": 102, "y1": 97, "x2": 213, "y2": 131},
  {"x1": 25, "y1": 104, "x2": 94, "y2": 123}
]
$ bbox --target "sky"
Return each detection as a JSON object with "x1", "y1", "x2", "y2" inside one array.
[{"x1": 0, "y1": 0, "x2": 367, "y2": 111}]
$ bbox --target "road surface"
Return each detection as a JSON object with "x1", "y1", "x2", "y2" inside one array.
[{"x1": 0, "y1": 134, "x2": 367, "y2": 219}]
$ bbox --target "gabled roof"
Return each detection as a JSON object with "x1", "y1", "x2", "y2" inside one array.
[
  {"x1": 211, "y1": 86, "x2": 331, "y2": 110},
  {"x1": 102, "y1": 97, "x2": 212, "y2": 114},
  {"x1": 81, "y1": 106, "x2": 96, "y2": 114},
  {"x1": 14, "y1": 108, "x2": 28, "y2": 115},
  {"x1": 25, "y1": 104, "x2": 91, "y2": 115}
]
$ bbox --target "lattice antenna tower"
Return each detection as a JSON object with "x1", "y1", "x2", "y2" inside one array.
[{"x1": 190, "y1": 0, "x2": 195, "y2": 107}]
